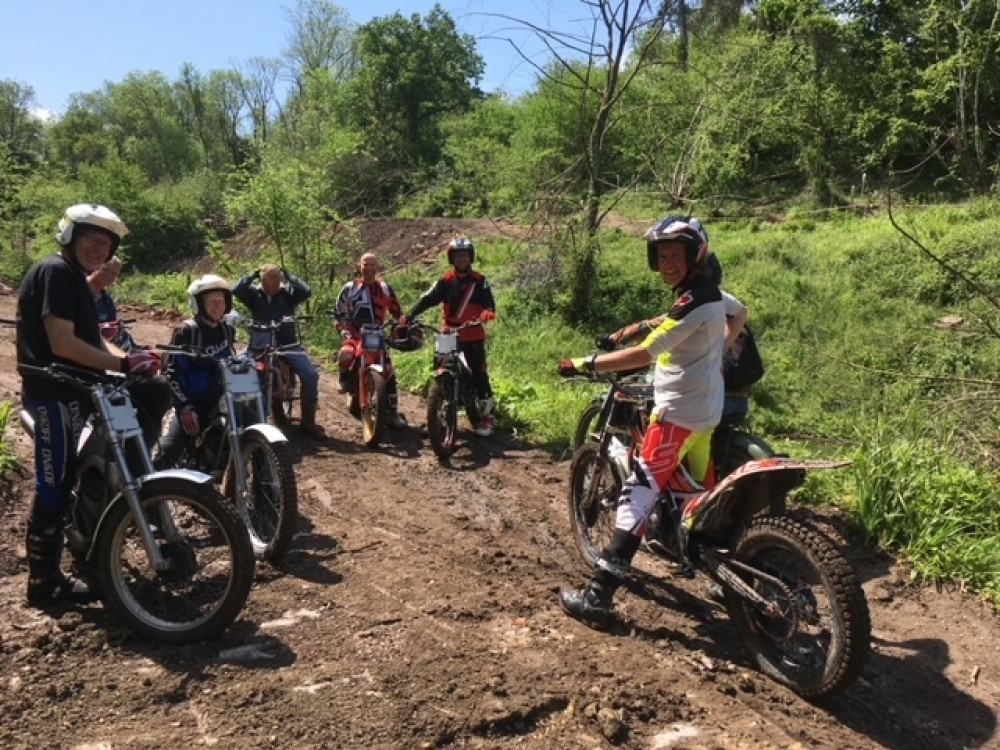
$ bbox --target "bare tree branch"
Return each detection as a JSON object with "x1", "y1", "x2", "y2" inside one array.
[{"x1": 887, "y1": 175, "x2": 1000, "y2": 339}]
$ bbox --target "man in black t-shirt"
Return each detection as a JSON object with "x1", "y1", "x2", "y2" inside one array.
[{"x1": 16, "y1": 204, "x2": 163, "y2": 608}]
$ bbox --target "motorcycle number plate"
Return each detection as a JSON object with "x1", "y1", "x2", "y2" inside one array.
[
  {"x1": 228, "y1": 366, "x2": 262, "y2": 396},
  {"x1": 362, "y1": 329, "x2": 384, "y2": 352},
  {"x1": 104, "y1": 396, "x2": 144, "y2": 438},
  {"x1": 435, "y1": 332, "x2": 458, "y2": 354},
  {"x1": 249, "y1": 327, "x2": 276, "y2": 351}
]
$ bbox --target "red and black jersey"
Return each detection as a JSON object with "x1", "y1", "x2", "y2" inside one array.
[
  {"x1": 409, "y1": 269, "x2": 495, "y2": 343},
  {"x1": 334, "y1": 278, "x2": 403, "y2": 336}
]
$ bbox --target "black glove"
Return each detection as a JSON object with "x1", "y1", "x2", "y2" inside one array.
[{"x1": 596, "y1": 334, "x2": 617, "y2": 351}]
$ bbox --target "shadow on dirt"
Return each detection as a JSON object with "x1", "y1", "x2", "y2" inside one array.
[
  {"x1": 261, "y1": 515, "x2": 343, "y2": 586},
  {"x1": 823, "y1": 636, "x2": 996, "y2": 749},
  {"x1": 623, "y1": 568, "x2": 997, "y2": 750}
]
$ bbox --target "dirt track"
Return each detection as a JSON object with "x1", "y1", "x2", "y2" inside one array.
[{"x1": 1, "y1": 293, "x2": 998, "y2": 750}]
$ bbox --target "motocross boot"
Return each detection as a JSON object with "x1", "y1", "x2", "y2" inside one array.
[
  {"x1": 25, "y1": 508, "x2": 98, "y2": 607},
  {"x1": 386, "y1": 391, "x2": 407, "y2": 429},
  {"x1": 299, "y1": 399, "x2": 327, "y2": 440},
  {"x1": 473, "y1": 396, "x2": 496, "y2": 437},
  {"x1": 558, "y1": 579, "x2": 616, "y2": 631},
  {"x1": 271, "y1": 397, "x2": 290, "y2": 428}
]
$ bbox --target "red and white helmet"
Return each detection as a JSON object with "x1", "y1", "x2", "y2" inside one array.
[
  {"x1": 644, "y1": 215, "x2": 709, "y2": 273},
  {"x1": 56, "y1": 204, "x2": 129, "y2": 261}
]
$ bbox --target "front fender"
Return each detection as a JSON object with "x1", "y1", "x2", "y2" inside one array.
[
  {"x1": 433, "y1": 368, "x2": 455, "y2": 383},
  {"x1": 85, "y1": 469, "x2": 217, "y2": 560},
  {"x1": 242, "y1": 422, "x2": 288, "y2": 444},
  {"x1": 141, "y1": 468, "x2": 216, "y2": 487}
]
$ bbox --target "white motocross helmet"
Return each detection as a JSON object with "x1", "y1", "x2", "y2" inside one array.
[
  {"x1": 55, "y1": 204, "x2": 129, "y2": 261},
  {"x1": 187, "y1": 274, "x2": 234, "y2": 317}
]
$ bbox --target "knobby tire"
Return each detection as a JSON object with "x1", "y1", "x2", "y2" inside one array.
[
  {"x1": 427, "y1": 380, "x2": 458, "y2": 459},
  {"x1": 223, "y1": 432, "x2": 298, "y2": 561},
  {"x1": 724, "y1": 515, "x2": 871, "y2": 699},
  {"x1": 362, "y1": 369, "x2": 388, "y2": 447},
  {"x1": 94, "y1": 478, "x2": 254, "y2": 643},
  {"x1": 567, "y1": 443, "x2": 623, "y2": 568}
]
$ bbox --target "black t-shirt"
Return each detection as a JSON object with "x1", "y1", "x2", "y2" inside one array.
[{"x1": 17, "y1": 253, "x2": 103, "y2": 401}]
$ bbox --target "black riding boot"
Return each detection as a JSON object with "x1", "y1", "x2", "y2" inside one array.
[
  {"x1": 271, "y1": 397, "x2": 290, "y2": 427},
  {"x1": 558, "y1": 529, "x2": 642, "y2": 630},
  {"x1": 25, "y1": 504, "x2": 98, "y2": 607}
]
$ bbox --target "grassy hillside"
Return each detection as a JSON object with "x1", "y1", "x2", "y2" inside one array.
[
  {"x1": 392, "y1": 203, "x2": 1000, "y2": 604},
  {"x1": 6, "y1": 203, "x2": 998, "y2": 604}
]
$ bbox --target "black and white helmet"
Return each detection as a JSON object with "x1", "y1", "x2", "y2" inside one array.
[
  {"x1": 55, "y1": 203, "x2": 129, "y2": 261},
  {"x1": 447, "y1": 236, "x2": 475, "y2": 264},
  {"x1": 644, "y1": 215, "x2": 709, "y2": 272},
  {"x1": 187, "y1": 274, "x2": 233, "y2": 317}
]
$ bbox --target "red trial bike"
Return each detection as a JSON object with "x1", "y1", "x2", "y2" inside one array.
[
  {"x1": 335, "y1": 318, "x2": 419, "y2": 448},
  {"x1": 567, "y1": 369, "x2": 871, "y2": 700}
]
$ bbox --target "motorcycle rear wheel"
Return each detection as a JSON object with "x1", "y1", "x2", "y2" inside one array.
[
  {"x1": 724, "y1": 515, "x2": 870, "y2": 699},
  {"x1": 361, "y1": 369, "x2": 388, "y2": 447},
  {"x1": 222, "y1": 432, "x2": 298, "y2": 561},
  {"x1": 427, "y1": 379, "x2": 459, "y2": 459},
  {"x1": 94, "y1": 479, "x2": 254, "y2": 643},
  {"x1": 567, "y1": 443, "x2": 623, "y2": 567}
]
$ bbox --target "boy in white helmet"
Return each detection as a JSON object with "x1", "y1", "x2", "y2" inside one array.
[
  {"x1": 154, "y1": 275, "x2": 237, "y2": 470},
  {"x1": 16, "y1": 204, "x2": 162, "y2": 607}
]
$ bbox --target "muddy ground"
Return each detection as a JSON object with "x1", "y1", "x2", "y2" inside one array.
[{"x1": 1, "y1": 228, "x2": 999, "y2": 749}]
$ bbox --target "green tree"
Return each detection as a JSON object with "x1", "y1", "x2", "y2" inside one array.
[
  {"x1": 0, "y1": 79, "x2": 45, "y2": 166},
  {"x1": 347, "y1": 4, "x2": 484, "y2": 206},
  {"x1": 282, "y1": 0, "x2": 357, "y2": 90}
]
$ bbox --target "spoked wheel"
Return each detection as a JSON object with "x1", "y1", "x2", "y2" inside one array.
[
  {"x1": 567, "y1": 443, "x2": 624, "y2": 567},
  {"x1": 361, "y1": 369, "x2": 388, "y2": 447},
  {"x1": 724, "y1": 516, "x2": 871, "y2": 699},
  {"x1": 222, "y1": 432, "x2": 298, "y2": 561},
  {"x1": 572, "y1": 399, "x2": 603, "y2": 451},
  {"x1": 94, "y1": 478, "x2": 254, "y2": 643},
  {"x1": 426, "y1": 380, "x2": 459, "y2": 459}
]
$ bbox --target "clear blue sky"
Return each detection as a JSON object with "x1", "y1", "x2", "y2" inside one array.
[{"x1": 2, "y1": 0, "x2": 592, "y2": 117}]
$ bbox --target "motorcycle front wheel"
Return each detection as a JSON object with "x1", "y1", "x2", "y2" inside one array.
[
  {"x1": 724, "y1": 515, "x2": 871, "y2": 699},
  {"x1": 222, "y1": 432, "x2": 298, "y2": 561},
  {"x1": 94, "y1": 478, "x2": 254, "y2": 644},
  {"x1": 426, "y1": 379, "x2": 459, "y2": 459},
  {"x1": 361, "y1": 369, "x2": 388, "y2": 447},
  {"x1": 572, "y1": 399, "x2": 603, "y2": 451},
  {"x1": 567, "y1": 444, "x2": 623, "y2": 567}
]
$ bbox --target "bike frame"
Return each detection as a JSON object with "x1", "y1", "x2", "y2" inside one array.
[
  {"x1": 247, "y1": 317, "x2": 303, "y2": 418},
  {"x1": 357, "y1": 324, "x2": 392, "y2": 412},
  {"x1": 19, "y1": 367, "x2": 215, "y2": 572},
  {"x1": 431, "y1": 328, "x2": 473, "y2": 409}
]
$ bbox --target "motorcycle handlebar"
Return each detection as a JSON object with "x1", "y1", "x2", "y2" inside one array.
[{"x1": 17, "y1": 362, "x2": 131, "y2": 391}]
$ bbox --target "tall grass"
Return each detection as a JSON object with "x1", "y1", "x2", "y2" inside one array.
[
  {"x1": 0, "y1": 402, "x2": 20, "y2": 479},
  {"x1": 854, "y1": 417, "x2": 1000, "y2": 602}
]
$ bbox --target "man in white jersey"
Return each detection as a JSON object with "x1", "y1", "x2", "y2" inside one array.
[{"x1": 556, "y1": 215, "x2": 726, "y2": 629}]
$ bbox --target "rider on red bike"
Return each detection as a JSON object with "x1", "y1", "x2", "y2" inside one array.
[
  {"x1": 557, "y1": 215, "x2": 726, "y2": 630},
  {"x1": 334, "y1": 253, "x2": 408, "y2": 429}
]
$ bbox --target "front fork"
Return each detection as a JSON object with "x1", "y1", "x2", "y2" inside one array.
[{"x1": 98, "y1": 411, "x2": 173, "y2": 573}]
